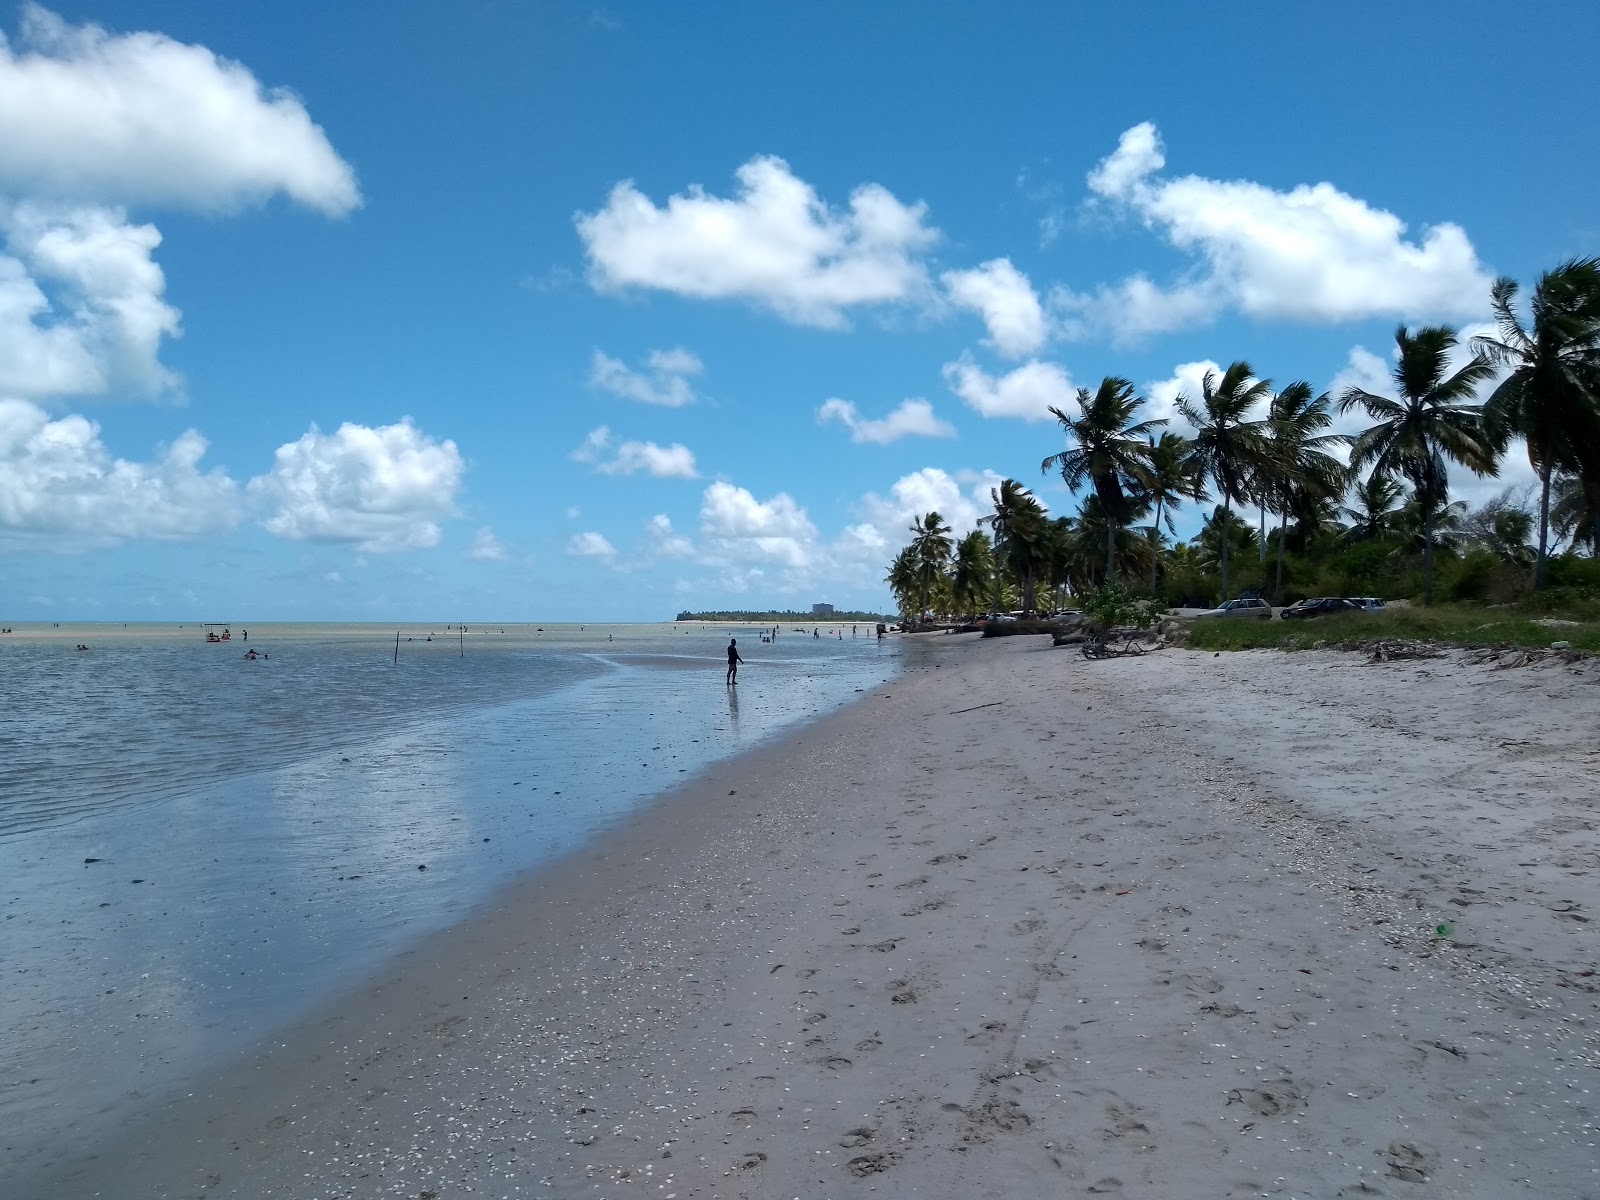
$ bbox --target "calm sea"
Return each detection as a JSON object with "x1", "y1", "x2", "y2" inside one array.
[{"x1": 0, "y1": 620, "x2": 901, "y2": 1182}]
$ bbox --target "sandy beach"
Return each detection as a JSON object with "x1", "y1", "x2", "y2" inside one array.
[{"x1": 27, "y1": 635, "x2": 1598, "y2": 1199}]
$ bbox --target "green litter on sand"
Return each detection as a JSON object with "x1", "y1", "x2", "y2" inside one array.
[{"x1": 1435, "y1": 921, "x2": 1454, "y2": 939}]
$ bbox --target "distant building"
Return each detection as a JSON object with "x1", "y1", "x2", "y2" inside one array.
[{"x1": 811, "y1": 602, "x2": 835, "y2": 616}]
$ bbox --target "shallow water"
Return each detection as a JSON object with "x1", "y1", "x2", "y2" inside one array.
[{"x1": 0, "y1": 621, "x2": 899, "y2": 1179}]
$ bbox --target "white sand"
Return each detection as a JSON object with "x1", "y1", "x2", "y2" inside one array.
[{"x1": 28, "y1": 637, "x2": 1598, "y2": 1198}]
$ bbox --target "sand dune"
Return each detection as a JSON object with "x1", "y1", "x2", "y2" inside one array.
[{"x1": 32, "y1": 636, "x2": 1597, "y2": 1198}]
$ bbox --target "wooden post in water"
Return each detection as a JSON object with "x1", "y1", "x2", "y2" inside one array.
[
  {"x1": 394, "y1": 630, "x2": 399, "y2": 664},
  {"x1": 459, "y1": 625, "x2": 464, "y2": 658}
]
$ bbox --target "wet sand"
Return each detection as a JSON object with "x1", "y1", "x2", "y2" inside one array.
[{"x1": 27, "y1": 636, "x2": 1597, "y2": 1198}]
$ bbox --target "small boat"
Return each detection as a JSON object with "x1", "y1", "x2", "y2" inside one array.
[{"x1": 203, "y1": 623, "x2": 232, "y2": 643}]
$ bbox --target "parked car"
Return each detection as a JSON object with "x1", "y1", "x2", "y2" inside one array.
[
  {"x1": 1346, "y1": 597, "x2": 1387, "y2": 612},
  {"x1": 1195, "y1": 597, "x2": 1273, "y2": 620},
  {"x1": 1281, "y1": 597, "x2": 1361, "y2": 620}
]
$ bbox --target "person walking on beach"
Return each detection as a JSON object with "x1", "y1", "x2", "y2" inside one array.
[{"x1": 726, "y1": 637, "x2": 743, "y2": 685}]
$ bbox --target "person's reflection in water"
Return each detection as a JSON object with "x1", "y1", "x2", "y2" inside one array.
[{"x1": 726, "y1": 683, "x2": 740, "y2": 729}]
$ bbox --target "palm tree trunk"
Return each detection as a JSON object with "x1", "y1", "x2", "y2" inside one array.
[
  {"x1": 1105, "y1": 519, "x2": 1117, "y2": 585},
  {"x1": 1150, "y1": 498, "x2": 1164, "y2": 596},
  {"x1": 1221, "y1": 494, "x2": 1232, "y2": 602},
  {"x1": 1024, "y1": 561, "x2": 1036, "y2": 614},
  {"x1": 1274, "y1": 509, "x2": 1287, "y2": 603},
  {"x1": 1535, "y1": 467, "x2": 1551, "y2": 591},
  {"x1": 1258, "y1": 506, "x2": 1267, "y2": 563},
  {"x1": 1423, "y1": 506, "x2": 1435, "y2": 607}
]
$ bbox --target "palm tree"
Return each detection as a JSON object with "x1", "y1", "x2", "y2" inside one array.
[
  {"x1": 1262, "y1": 382, "x2": 1348, "y2": 601},
  {"x1": 1339, "y1": 325, "x2": 1499, "y2": 605},
  {"x1": 1473, "y1": 258, "x2": 1600, "y2": 589},
  {"x1": 884, "y1": 545, "x2": 919, "y2": 619},
  {"x1": 982, "y1": 479, "x2": 1047, "y2": 613},
  {"x1": 1176, "y1": 361, "x2": 1272, "y2": 603},
  {"x1": 908, "y1": 511, "x2": 953, "y2": 621},
  {"x1": 1069, "y1": 493, "x2": 1155, "y2": 587},
  {"x1": 1042, "y1": 377, "x2": 1164, "y2": 584},
  {"x1": 1552, "y1": 470, "x2": 1600, "y2": 555},
  {"x1": 1137, "y1": 431, "x2": 1202, "y2": 595},
  {"x1": 950, "y1": 529, "x2": 995, "y2": 619},
  {"x1": 1193, "y1": 505, "x2": 1259, "y2": 579},
  {"x1": 1343, "y1": 472, "x2": 1407, "y2": 542}
]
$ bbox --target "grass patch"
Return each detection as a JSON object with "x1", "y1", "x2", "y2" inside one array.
[{"x1": 1185, "y1": 605, "x2": 1600, "y2": 653}]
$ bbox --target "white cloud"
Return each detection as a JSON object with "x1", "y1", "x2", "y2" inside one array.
[
  {"x1": 589, "y1": 347, "x2": 702, "y2": 407},
  {"x1": 942, "y1": 258, "x2": 1047, "y2": 357},
  {"x1": 644, "y1": 513, "x2": 694, "y2": 558},
  {"x1": 599, "y1": 439, "x2": 698, "y2": 478},
  {"x1": 943, "y1": 355, "x2": 1073, "y2": 422},
  {"x1": 856, "y1": 466, "x2": 1001, "y2": 545},
  {"x1": 1069, "y1": 121, "x2": 1493, "y2": 339},
  {"x1": 0, "y1": 397, "x2": 238, "y2": 545},
  {"x1": 0, "y1": 201, "x2": 180, "y2": 399},
  {"x1": 699, "y1": 480, "x2": 818, "y2": 568},
  {"x1": 817, "y1": 396, "x2": 955, "y2": 444},
  {"x1": 466, "y1": 526, "x2": 506, "y2": 561},
  {"x1": 572, "y1": 424, "x2": 698, "y2": 477},
  {"x1": 0, "y1": 5, "x2": 359, "y2": 215},
  {"x1": 247, "y1": 418, "x2": 464, "y2": 553},
  {"x1": 567, "y1": 530, "x2": 616, "y2": 558},
  {"x1": 575, "y1": 155, "x2": 938, "y2": 328},
  {"x1": 1142, "y1": 359, "x2": 1224, "y2": 431}
]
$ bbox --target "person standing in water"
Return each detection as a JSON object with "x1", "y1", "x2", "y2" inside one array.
[{"x1": 726, "y1": 637, "x2": 744, "y2": 685}]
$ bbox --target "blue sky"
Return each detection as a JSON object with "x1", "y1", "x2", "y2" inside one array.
[{"x1": 1, "y1": 1, "x2": 1596, "y2": 620}]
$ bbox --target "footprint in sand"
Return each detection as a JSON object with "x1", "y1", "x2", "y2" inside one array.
[
  {"x1": 889, "y1": 981, "x2": 918, "y2": 1004},
  {"x1": 965, "y1": 1021, "x2": 1008, "y2": 1046},
  {"x1": 803, "y1": 1011, "x2": 828, "y2": 1025},
  {"x1": 1009, "y1": 917, "x2": 1046, "y2": 936},
  {"x1": 737, "y1": 1151, "x2": 766, "y2": 1170},
  {"x1": 728, "y1": 1108, "x2": 758, "y2": 1125},
  {"x1": 1199, "y1": 1001, "x2": 1245, "y2": 1018},
  {"x1": 894, "y1": 876, "x2": 929, "y2": 890},
  {"x1": 928, "y1": 852, "x2": 968, "y2": 864},
  {"x1": 1086, "y1": 1178, "x2": 1123, "y2": 1194},
  {"x1": 847, "y1": 1151, "x2": 898, "y2": 1177},
  {"x1": 1385, "y1": 1141, "x2": 1438, "y2": 1182},
  {"x1": 1034, "y1": 961, "x2": 1065, "y2": 981},
  {"x1": 855, "y1": 1035, "x2": 883, "y2": 1052},
  {"x1": 1103, "y1": 1100, "x2": 1155, "y2": 1148},
  {"x1": 1135, "y1": 936, "x2": 1168, "y2": 952},
  {"x1": 1228, "y1": 1079, "x2": 1307, "y2": 1118},
  {"x1": 840, "y1": 1127, "x2": 875, "y2": 1148},
  {"x1": 1181, "y1": 971, "x2": 1224, "y2": 996},
  {"x1": 820, "y1": 1055, "x2": 853, "y2": 1070}
]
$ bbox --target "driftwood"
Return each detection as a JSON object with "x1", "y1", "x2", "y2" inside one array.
[{"x1": 1366, "y1": 638, "x2": 1446, "y2": 662}]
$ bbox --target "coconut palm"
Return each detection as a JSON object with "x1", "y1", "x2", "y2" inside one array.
[
  {"x1": 1068, "y1": 493, "x2": 1155, "y2": 587},
  {"x1": 950, "y1": 529, "x2": 995, "y2": 619},
  {"x1": 1552, "y1": 470, "x2": 1600, "y2": 555},
  {"x1": 908, "y1": 511, "x2": 953, "y2": 621},
  {"x1": 1339, "y1": 325, "x2": 1499, "y2": 605},
  {"x1": 1136, "y1": 431, "x2": 1202, "y2": 594},
  {"x1": 1261, "y1": 382, "x2": 1348, "y2": 601},
  {"x1": 982, "y1": 479, "x2": 1048, "y2": 613},
  {"x1": 1042, "y1": 377, "x2": 1164, "y2": 584},
  {"x1": 1343, "y1": 473, "x2": 1407, "y2": 542},
  {"x1": 884, "y1": 545, "x2": 920, "y2": 619},
  {"x1": 1176, "y1": 362, "x2": 1273, "y2": 603},
  {"x1": 1473, "y1": 258, "x2": 1600, "y2": 589}
]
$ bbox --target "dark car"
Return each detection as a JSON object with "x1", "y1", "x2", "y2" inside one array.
[{"x1": 1281, "y1": 597, "x2": 1360, "y2": 620}]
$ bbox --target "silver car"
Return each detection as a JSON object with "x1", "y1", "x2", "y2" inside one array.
[{"x1": 1196, "y1": 597, "x2": 1273, "y2": 620}]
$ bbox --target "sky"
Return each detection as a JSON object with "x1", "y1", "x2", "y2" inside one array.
[{"x1": 1, "y1": 1, "x2": 1596, "y2": 621}]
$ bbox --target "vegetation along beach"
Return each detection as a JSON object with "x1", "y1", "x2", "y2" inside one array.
[{"x1": 3, "y1": 4, "x2": 1600, "y2": 1199}]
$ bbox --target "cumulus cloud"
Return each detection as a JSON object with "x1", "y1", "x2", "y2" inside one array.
[
  {"x1": 247, "y1": 418, "x2": 464, "y2": 553},
  {"x1": 571, "y1": 425, "x2": 698, "y2": 477},
  {"x1": 576, "y1": 155, "x2": 938, "y2": 328},
  {"x1": 466, "y1": 526, "x2": 506, "y2": 561},
  {"x1": 0, "y1": 201, "x2": 181, "y2": 400},
  {"x1": 942, "y1": 258, "x2": 1047, "y2": 357},
  {"x1": 699, "y1": 480, "x2": 819, "y2": 568},
  {"x1": 817, "y1": 397, "x2": 955, "y2": 444},
  {"x1": 0, "y1": 5, "x2": 359, "y2": 214},
  {"x1": 589, "y1": 347, "x2": 703, "y2": 407},
  {"x1": 1141, "y1": 359, "x2": 1225, "y2": 431},
  {"x1": 643, "y1": 513, "x2": 694, "y2": 559},
  {"x1": 942, "y1": 355, "x2": 1074, "y2": 422},
  {"x1": 856, "y1": 466, "x2": 1002, "y2": 546},
  {"x1": 0, "y1": 397, "x2": 238, "y2": 545},
  {"x1": 1067, "y1": 121, "x2": 1493, "y2": 339},
  {"x1": 567, "y1": 530, "x2": 617, "y2": 558}
]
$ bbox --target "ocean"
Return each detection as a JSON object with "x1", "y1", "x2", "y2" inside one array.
[{"x1": 0, "y1": 620, "x2": 902, "y2": 1180}]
